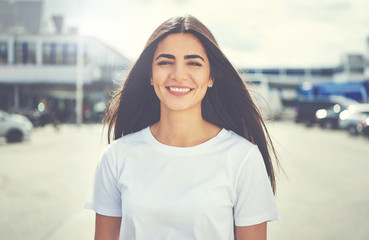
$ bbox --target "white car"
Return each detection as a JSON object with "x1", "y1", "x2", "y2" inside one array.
[
  {"x1": 338, "y1": 104, "x2": 369, "y2": 130},
  {"x1": 0, "y1": 110, "x2": 33, "y2": 143}
]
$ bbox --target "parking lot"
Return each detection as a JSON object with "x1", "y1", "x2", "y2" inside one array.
[{"x1": 0, "y1": 121, "x2": 368, "y2": 240}]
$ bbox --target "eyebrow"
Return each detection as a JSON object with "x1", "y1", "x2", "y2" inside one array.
[
  {"x1": 184, "y1": 54, "x2": 205, "y2": 62},
  {"x1": 155, "y1": 54, "x2": 205, "y2": 62},
  {"x1": 155, "y1": 54, "x2": 175, "y2": 61}
]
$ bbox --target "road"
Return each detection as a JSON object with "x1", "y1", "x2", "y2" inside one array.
[
  {"x1": 267, "y1": 121, "x2": 369, "y2": 240},
  {"x1": 0, "y1": 121, "x2": 368, "y2": 240}
]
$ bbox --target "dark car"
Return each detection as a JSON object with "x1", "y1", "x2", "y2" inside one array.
[
  {"x1": 294, "y1": 96, "x2": 358, "y2": 127},
  {"x1": 315, "y1": 98, "x2": 359, "y2": 129}
]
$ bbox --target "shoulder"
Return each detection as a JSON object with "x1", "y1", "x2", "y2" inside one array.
[
  {"x1": 217, "y1": 129, "x2": 263, "y2": 171},
  {"x1": 103, "y1": 127, "x2": 150, "y2": 158},
  {"x1": 221, "y1": 129, "x2": 257, "y2": 154}
]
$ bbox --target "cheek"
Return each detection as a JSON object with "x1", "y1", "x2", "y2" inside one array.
[
  {"x1": 152, "y1": 68, "x2": 168, "y2": 84},
  {"x1": 191, "y1": 72, "x2": 211, "y2": 87}
]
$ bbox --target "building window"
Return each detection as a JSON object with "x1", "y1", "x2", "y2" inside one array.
[
  {"x1": 43, "y1": 43, "x2": 53, "y2": 64},
  {"x1": 55, "y1": 44, "x2": 63, "y2": 64},
  {"x1": 0, "y1": 42, "x2": 7, "y2": 64},
  {"x1": 348, "y1": 55, "x2": 364, "y2": 74},
  {"x1": 286, "y1": 69, "x2": 305, "y2": 76},
  {"x1": 262, "y1": 69, "x2": 280, "y2": 75},
  {"x1": 27, "y1": 43, "x2": 36, "y2": 64},
  {"x1": 14, "y1": 42, "x2": 36, "y2": 64},
  {"x1": 43, "y1": 43, "x2": 56, "y2": 64},
  {"x1": 311, "y1": 68, "x2": 335, "y2": 76},
  {"x1": 43, "y1": 42, "x2": 77, "y2": 65},
  {"x1": 62, "y1": 43, "x2": 76, "y2": 64}
]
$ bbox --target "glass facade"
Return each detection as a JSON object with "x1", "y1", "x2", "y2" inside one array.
[
  {"x1": 348, "y1": 55, "x2": 365, "y2": 74},
  {"x1": 0, "y1": 39, "x2": 111, "y2": 66},
  {"x1": 43, "y1": 42, "x2": 77, "y2": 65},
  {"x1": 311, "y1": 68, "x2": 335, "y2": 76},
  {"x1": 14, "y1": 42, "x2": 36, "y2": 64},
  {"x1": 42, "y1": 43, "x2": 55, "y2": 64},
  {"x1": 55, "y1": 44, "x2": 63, "y2": 64},
  {"x1": 262, "y1": 69, "x2": 280, "y2": 75},
  {"x1": 62, "y1": 43, "x2": 77, "y2": 64}
]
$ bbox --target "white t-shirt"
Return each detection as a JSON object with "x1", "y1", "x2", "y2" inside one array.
[{"x1": 85, "y1": 126, "x2": 278, "y2": 240}]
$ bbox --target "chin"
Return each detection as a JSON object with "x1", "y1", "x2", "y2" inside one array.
[{"x1": 161, "y1": 103, "x2": 200, "y2": 112}]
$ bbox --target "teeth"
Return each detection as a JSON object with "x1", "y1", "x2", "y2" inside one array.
[{"x1": 169, "y1": 87, "x2": 191, "y2": 92}]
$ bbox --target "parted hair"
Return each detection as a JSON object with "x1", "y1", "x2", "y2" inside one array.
[{"x1": 104, "y1": 15, "x2": 279, "y2": 193}]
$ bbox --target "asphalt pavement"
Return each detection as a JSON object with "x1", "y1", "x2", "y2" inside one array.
[{"x1": 0, "y1": 121, "x2": 368, "y2": 240}]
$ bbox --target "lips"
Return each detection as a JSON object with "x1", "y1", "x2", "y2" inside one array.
[
  {"x1": 168, "y1": 87, "x2": 191, "y2": 92},
  {"x1": 166, "y1": 86, "x2": 193, "y2": 96}
]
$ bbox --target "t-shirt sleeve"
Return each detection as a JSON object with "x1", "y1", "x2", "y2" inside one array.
[
  {"x1": 234, "y1": 145, "x2": 279, "y2": 226},
  {"x1": 84, "y1": 146, "x2": 122, "y2": 217}
]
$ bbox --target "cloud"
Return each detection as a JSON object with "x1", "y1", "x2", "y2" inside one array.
[{"x1": 43, "y1": 0, "x2": 369, "y2": 67}]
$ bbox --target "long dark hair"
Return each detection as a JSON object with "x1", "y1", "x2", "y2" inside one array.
[{"x1": 104, "y1": 15, "x2": 279, "y2": 192}]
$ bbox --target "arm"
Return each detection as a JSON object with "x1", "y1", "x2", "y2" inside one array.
[
  {"x1": 95, "y1": 214, "x2": 122, "y2": 240},
  {"x1": 235, "y1": 222, "x2": 267, "y2": 240}
]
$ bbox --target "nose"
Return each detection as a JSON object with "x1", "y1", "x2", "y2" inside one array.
[{"x1": 171, "y1": 63, "x2": 188, "y2": 81}]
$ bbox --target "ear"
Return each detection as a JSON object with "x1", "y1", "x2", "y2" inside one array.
[{"x1": 208, "y1": 78, "x2": 214, "y2": 88}]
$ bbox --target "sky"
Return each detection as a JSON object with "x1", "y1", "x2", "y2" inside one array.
[{"x1": 43, "y1": 0, "x2": 369, "y2": 68}]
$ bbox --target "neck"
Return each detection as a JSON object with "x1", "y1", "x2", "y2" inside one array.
[{"x1": 150, "y1": 106, "x2": 220, "y2": 147}]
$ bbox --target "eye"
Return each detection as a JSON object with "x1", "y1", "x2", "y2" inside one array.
[
  {"x1": 188, "y1": 62, "x2": 202, "y2": 67},
  {"x1": 157, "y1": 61, "x2": 172, "y2": 66}
]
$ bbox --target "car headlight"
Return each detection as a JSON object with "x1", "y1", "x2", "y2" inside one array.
[
  {"x1": 339, "y1": 110, "x2": 349, "y2": 120},
  {"x1": 333, "y1": 104, "x2": 341, "y2": 113},
  {"x1": 316, "y1": 109, "x2": 327, "y2": 119},
  {"x1": 366, "y1": 117, "x2": 369, "y2": 126}
]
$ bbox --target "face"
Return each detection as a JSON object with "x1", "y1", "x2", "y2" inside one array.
[{"x1": 151, "y1": 33, "x2": 213, "y2": 113}]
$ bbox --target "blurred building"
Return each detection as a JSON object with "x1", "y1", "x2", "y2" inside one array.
[
  {"x1": 240, "y1": 40, "x2": 369, "y2": 106},
  {"x1": 0, "y1": 0, "x2": 131, "y2": 124},
  {"x1": 0, "y1": 0, "x2": 42, "y2": 34},
  {"x1": 1, "y1": 0, "x2": 368, "y2": 119}
]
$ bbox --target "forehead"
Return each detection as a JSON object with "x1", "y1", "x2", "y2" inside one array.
[{"x1": 155, "y1": 33, "x2": 207, "y2": 56}]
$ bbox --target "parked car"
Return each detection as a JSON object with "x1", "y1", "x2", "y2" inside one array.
[
  {"x1": 315, "y1": 98, "x2": 359, "y2": 129},
  {"x1": 351, "y1": 113, "x2": 369, "y2": 136},
  {"x1": 0, "y1": 110, "x2": 33, "y2": 143},
  {"x1": 295, "y1": 96, "x2": 357, "y2": 127},
  {"x1": 338, "y1": 104, "x2": 369, "y2": 134}
]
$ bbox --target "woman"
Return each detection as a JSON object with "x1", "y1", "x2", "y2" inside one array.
[{"x1": 85, "y1": 15, "x2": 279, "y2": 240}]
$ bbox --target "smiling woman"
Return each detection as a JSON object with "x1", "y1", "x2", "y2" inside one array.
[{"x1": 85, "y1": 15, "x2": 279, "y2": 240}]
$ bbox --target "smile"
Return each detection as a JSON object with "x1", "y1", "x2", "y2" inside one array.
[
  {"x1": 167, "y1": 87, "x2": 192, "y2": 92},
  {"x1": 165, "y1": 86, "x2": 194, "y2": 96}
]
